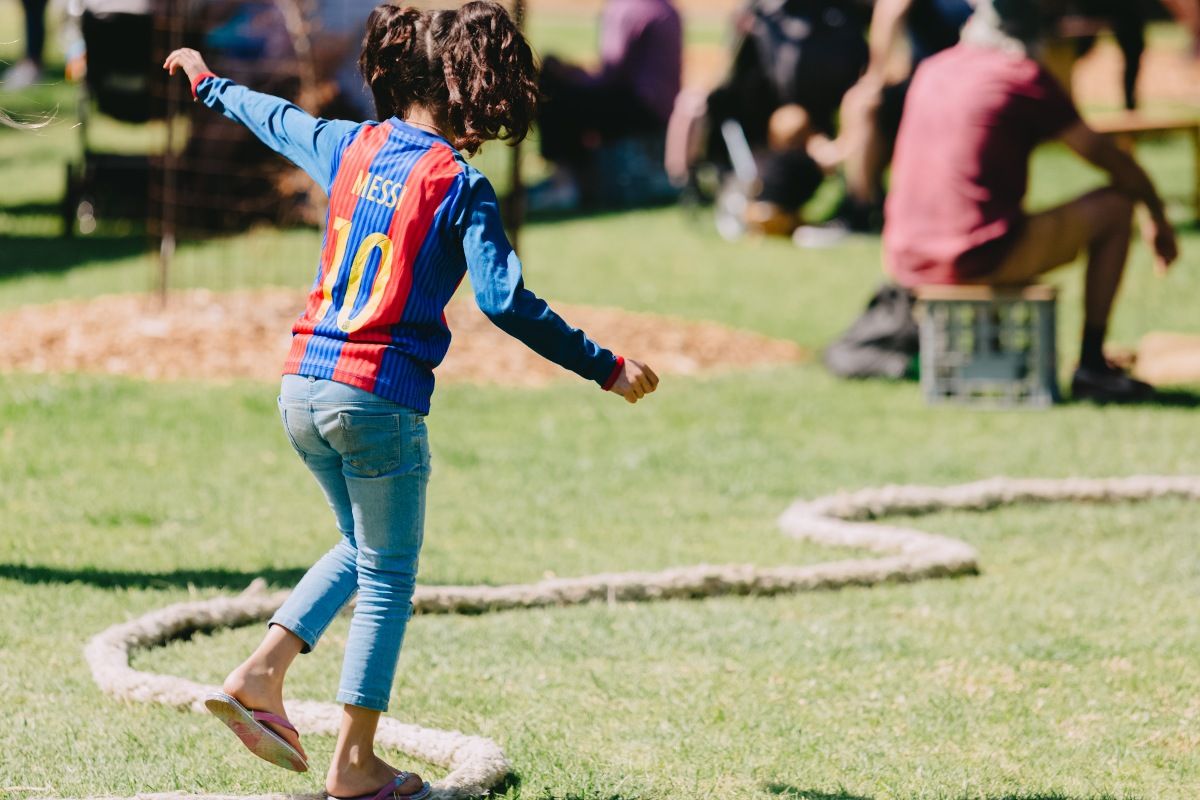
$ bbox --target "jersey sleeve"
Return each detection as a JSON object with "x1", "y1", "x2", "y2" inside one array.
[
  {"x1": 455, "y1": 171, "x2": 622, "y2": 389},
  {"x1": 194, "y1": 75, "x2": 359, "y2": 195}
]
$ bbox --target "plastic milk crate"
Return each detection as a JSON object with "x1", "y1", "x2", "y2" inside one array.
[{"x1": 915, "y1": 284, "x2": 1059, "y2": 407}]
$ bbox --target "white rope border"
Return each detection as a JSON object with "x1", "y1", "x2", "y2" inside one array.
[{"x1": 78, "y1": 475, "x2": 1200, "y2": 800}]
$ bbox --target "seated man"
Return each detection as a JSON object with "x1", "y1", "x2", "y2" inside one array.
[
  {"x1": 883, "y1": 0, "x2": 1179, "y2": 403},
  {"x1": 534, "y1": 0, "x2": 682, "y2": 209}
]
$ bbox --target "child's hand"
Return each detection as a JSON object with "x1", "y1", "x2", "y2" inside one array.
[
  {"x1": 608, "y1": 358, "x2": 659, "y2": 404},
  {"x1": 163, "y1": 48, "x2": 212, "y2": 85}
]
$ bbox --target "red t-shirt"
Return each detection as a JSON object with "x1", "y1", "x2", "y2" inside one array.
[{"x1": 882, "y1": 44, "x2": 1080, "y2": 286}]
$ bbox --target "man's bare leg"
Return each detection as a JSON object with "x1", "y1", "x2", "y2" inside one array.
[
  {"x1": 1069, "y1": 191, "x2": 1152, "y2": 399},
  {"x1": 1078, "y1": 190, "x2": 1135, "y2": 372},
  {"x1": 980, "y1": 187, "x2": 1147, "y2": 398}
]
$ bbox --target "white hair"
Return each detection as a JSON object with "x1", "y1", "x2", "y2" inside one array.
[{"x1": 960, "y1": 0, "x2": 1036, "y2": 56}]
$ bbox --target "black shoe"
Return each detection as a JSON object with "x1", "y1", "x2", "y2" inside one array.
[{"x1": 1071, "y1": 363, "x2": 1156, "y2": 403}]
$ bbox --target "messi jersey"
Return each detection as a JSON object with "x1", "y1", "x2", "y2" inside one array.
[{"x1": 197, "y1": 77, "x2": 621, "y2": 413}]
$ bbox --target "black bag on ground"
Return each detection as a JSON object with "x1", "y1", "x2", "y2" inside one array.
[{"x1": 824, "y1": 284, "x2": 919, "y2": 379}]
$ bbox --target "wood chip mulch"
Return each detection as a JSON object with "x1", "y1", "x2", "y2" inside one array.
[{"x1": 0, "y1": 289, "x2": 805, "y2": 387}]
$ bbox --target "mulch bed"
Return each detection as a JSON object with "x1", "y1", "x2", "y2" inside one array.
[{"x1": 0, "y1": 289, "x2": 805, "y2": 387}]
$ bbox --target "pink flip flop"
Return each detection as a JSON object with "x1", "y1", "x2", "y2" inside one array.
[
  {"x1": 327, "y1": 772, "x2": 432, "y2": 800},
  {"x1": 204, "y1": 691, "x2": 308, "y2": 772}
]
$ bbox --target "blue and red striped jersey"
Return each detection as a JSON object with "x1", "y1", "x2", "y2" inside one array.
[{"x1": 197, "y1": 76, "x2": 621, "y2": 413}]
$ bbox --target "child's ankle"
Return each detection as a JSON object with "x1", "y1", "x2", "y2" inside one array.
[
  {"x1": 333, "y1": 747, "x2": 377, "y2": 771},
  {"x1": 224, "y1": 660, "x2": 284, "y2": 693}
]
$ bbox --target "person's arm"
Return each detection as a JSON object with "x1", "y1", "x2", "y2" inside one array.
[
  {"x1": 835, "y1": 0, "x2": 913, "y2": 130},
  {"x1": 457, "y1": 174, "x2": 659, "y2": 403},
  {"x1": 863, "y1": 0, "x2": 916, "y2": 86},
  {"x1": 1060, "y1": 120, "x2": 1179, "y2": 270},
  {"x1": 1061, "y1": 122, "x2": 1165, "y2": 219},
  {"x1": 163, "y1": 48, "x2": 357, "y2": 195}
]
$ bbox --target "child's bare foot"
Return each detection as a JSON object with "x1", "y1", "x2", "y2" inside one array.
[
  {"x1": 326, "y1": 752, "x2": 425, "y2": 798},
  {"x1": 222, "y1": 663, "x2": 307, "y2": 761}
]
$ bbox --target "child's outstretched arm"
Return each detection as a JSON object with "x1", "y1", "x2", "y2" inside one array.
[
  {"x1": 163, "y1": 48, "x2": 357, "y2": 195},
  {"x1": 459, "y1": 175, "x2": 658, "y2": 404}
]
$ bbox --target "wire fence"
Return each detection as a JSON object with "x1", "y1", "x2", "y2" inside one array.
[{"x1": 56, "y1": 0, "x2": 527, "y2": 301}]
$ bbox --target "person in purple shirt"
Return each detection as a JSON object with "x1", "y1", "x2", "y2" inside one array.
[{"x1": 533, "y1": 0, "x2": 683, "y2": 208}]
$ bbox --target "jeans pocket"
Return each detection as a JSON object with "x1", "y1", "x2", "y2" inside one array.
[{"x1": 335, "y1": 411, "x2": 415, "y2": 477}]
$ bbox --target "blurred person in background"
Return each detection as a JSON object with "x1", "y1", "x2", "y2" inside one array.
[
  {"x1": 3, "y1": 0, "x2": 50, "y2": 89},
  {"x1": 883, "y1": 0, "x2": 1179, "y2": 403},
  {"x1": 531, "y1": 0, "x2": 682, "y2": 210},
  {"x1": 686, "y1": 0, "x2": 868, "y2": 238},
  {"x1": 833, "y1": 0, "x2": 976, "y2": 231},
  {"x1": 1060, "y1": 0, "x2": 1148, "y2": 110},
  {"x1": 312, "y1": 0, "x2": 379, "y2": 117},
  {"x1": 1162, "y1": 0, "x2": 1200, "y2": 53},
  {"x1": 1059, "y1": 0, "x2": 1200, "y2": 111}
]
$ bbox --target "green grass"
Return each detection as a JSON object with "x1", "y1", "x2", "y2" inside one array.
[
  {"x1": 5, "y1": 5, "x2": 1200, "y2": 800},
  {"x1": 5, "y1": 368, "x2": 1200, "y2": 799}
]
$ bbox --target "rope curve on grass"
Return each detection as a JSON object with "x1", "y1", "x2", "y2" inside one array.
[{"x1": 79, "y1": 475, "x2": 1200, "y2": 800}]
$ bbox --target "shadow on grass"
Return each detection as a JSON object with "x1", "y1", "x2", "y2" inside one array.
[
  {"x1": 766, "y1": 788, "x2": 872, "y2": 800},
  {"x1": 1065, "y1": 387, "x2": 1200, "y2": 408},
  {"x1": 0, "y1": 201, "x2": 61, "y2": 217},
  {"x1": 1143, "y1": 388, "x2": 1200, "y2": 408},
  {"x1": 0, "y1": 234, "x2": 149, "y2": 280},
  {"x1": 0, "y1": 562, "x2": 305, "y2": 591},
  {"x1": 766, "y1": 788, "x2": 1138, "y2": 800},
  {"x1": 522, "y1": 198, "x2": 679, "y2": 228}
]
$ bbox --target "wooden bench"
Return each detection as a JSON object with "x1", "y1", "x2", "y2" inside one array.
[
  {"x1": 915, "y1": 285, "x2": 1059, "y2": 407},
  {"x1": 1090, "y1": 111, "x2": 1200, "y2": 222}
]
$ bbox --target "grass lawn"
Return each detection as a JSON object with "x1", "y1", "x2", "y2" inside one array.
[{"x1": 4, "y1": 5, "x2": 1200, "y2": 800}]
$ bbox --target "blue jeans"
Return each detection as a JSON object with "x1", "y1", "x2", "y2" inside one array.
[{"x1": 270, "y1": 374, "x2": 430, "y2": 711}]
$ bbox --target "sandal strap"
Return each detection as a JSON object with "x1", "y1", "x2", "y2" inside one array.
[
  {"x1": 250, "y1": 710, "x2": 298, "y2": 735},
  {"x1": 370, "y1": 775, "x2": 409, "y2": 800}
]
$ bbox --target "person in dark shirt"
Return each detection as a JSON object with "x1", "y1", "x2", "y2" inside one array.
[
  {"x1": 883, "y1": 0, "x2": 1178, "y2": 403},
  {"x1": 834, "y1": 0, "x2": 975, "y2": 231},
  {"x1": 533, "y1": 0, "x2": 682, "y2": 209},
  {"x1": 704, "y1": 0, "x2": 869, "y2": 236}
]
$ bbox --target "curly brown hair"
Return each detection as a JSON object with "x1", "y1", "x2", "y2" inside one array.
[{"x1": 357, "y1": 2, "x2": 539, "y2": 156}]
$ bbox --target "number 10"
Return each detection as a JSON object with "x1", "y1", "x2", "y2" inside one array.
[{"x1": 314, "y1": 215, "x2": 396, "y2": 334}]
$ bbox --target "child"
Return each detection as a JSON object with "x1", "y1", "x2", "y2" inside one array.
[{"x1": 164, "y1": 4, "x2": 658, "y2": 798}]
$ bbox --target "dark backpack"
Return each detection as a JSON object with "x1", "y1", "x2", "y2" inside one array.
[{"x1": 824, "y1": 284, "x2": 919, "y2": 379}]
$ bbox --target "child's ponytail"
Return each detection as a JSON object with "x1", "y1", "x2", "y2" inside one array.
[
  {"x1": 358, "y1": 5, "x2": 455, "y2": 127},
  {"x1": 358, "y1": 2, "x2": 538, "y2": 156},
  {"x1": 440, "y1": 1, "x2": 539, "y2": 155}
]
